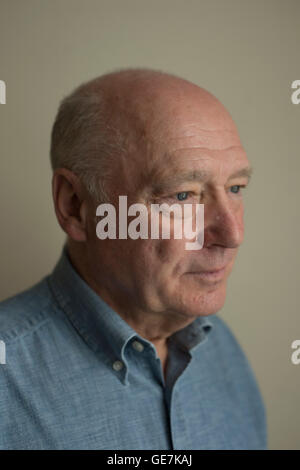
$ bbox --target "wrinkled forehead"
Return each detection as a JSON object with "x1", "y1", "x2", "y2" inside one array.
[
  {"x1": 140, "y1": 92, "x2": 242, "y2": 160},
  {"x1": 111, "y1": 86, "x2": 248, "y2": 194},
  {"x1": 134, "y1": 120, "x2": 248, "y2": 189}
]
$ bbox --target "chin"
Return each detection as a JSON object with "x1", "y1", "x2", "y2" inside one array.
[{"x1": 178, "y1": 281, "x2": 228, "y2": 317}]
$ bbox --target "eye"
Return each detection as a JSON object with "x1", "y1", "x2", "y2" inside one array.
[
  {"x1": 176, "y1": 191, "x2": 189, "y2": 201},
  {"x1": 230, "y1": 185, "x2": 244, "y2": 194}
]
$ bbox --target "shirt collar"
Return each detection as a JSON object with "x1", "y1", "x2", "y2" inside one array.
[{"x1": 48, "y1": 246, "x2": 214, "y2": 382}]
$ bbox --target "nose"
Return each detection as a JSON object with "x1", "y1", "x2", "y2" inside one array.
[{"x1": 203, "y1": 193, "x2": 244, "y2": 249}]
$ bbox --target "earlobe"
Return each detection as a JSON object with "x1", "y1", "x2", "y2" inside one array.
[{"x1": 52, "y1": 169, "x2": 88, "y2": 242}]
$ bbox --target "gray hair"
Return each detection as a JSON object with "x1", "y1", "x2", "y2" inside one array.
[
  {"x1": 50, "y1": 68, "x2": 187, "y2": 202},
  {"x1": 50, "y1": 81, "x2": 125, "y2": 203}
]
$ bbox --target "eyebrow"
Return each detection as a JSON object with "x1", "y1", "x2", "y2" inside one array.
[
  {"x1": 151, "y1": 166, "x2": 253, "y2": 194},
  {"x1": 228, "y1": 166, "x2": 253, "y2": 181}
]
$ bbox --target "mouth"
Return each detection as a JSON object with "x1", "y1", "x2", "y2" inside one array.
[{"x1": 186, "y1": 265, "x2": 228, "y2": 282}]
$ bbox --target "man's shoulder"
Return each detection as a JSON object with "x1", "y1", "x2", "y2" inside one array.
[
  {"x1": 206, "y1": 313, "x2": 250, "y2": 356},
  {"x1": 0, "y1": 277, "x2": 56, "y2": 344},
  {"x1": 194, "y1": 314, "x2": 268, "y2": 449},
  {"x1": 201, "y1": 313, "x2": 264, "y2": 392},
  {"x1": 204, "y1": 313, "x2": 265, "y2": 403}
]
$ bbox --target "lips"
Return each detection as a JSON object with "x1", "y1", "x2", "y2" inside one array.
[
  {"x1": 187, "y1": 265, "x2": 228, "y2": 282},
  {"x1": 200, "y1": 266, "x2": 227, "y2": 273}
]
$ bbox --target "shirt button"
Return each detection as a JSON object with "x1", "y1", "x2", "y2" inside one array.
[
  {"x1": 132, "y1": 340, "x2": 144, "y2": 352},
  {"x1": 112, "y1": 360, "x2": 124, "y2": 371}
]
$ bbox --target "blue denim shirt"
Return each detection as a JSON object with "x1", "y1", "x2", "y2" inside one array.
[{"x1": 0, "y1": 247, "x2": 267, "y2": 449}]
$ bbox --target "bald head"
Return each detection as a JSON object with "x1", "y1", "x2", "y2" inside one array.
[
  {"x1": 50, "y1": 68, "x2": 240, "y2": 202},
  {"x1": 75, "y1": 68, "x2": 237, "y2": 140}
]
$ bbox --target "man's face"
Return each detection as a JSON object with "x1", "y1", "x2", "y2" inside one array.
[{"x1": 87, "y1": 95, "x2": 251, "y2": 321}]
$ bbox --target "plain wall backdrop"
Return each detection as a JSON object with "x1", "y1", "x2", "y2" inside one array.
[{"x1": 0, "y1": 0, "x2": 299, "y2": 450}]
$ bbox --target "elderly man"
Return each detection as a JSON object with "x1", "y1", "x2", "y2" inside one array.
[{"x1": 0, "y1": 69, "x2": 267, "y2": 450}]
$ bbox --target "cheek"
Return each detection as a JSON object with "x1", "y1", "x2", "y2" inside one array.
[
  {"x1": 155, "y1": 241, "x2": 173, "y2": 263},
  {"x1": 138, "y1": 239, "x2": 187, "y2": 283},
  {"x1": 238, "y1": 209, "x2": 245, "y2": 241},
  {"x1": 155, "y1": 239, "x2": 187, "y2": 267}
]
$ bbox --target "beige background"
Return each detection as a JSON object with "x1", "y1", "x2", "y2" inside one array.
[{"x1": 0, "y1": 0, "x2": 299, "y2": 450}]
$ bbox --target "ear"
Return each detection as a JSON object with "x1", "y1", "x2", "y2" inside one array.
[{"x1": 52, "y1": 168, "x2": 89, "y2": 242}]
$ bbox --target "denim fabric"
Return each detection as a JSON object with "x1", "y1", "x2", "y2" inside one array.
[{"x1": 0, "y1": 247, "x2": 267, "y2": 449}]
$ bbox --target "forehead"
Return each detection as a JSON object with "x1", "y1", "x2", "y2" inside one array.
[
  {"x1": 141, "y1": 125, "x2": 249, "y2": 189},
  {"x1": 113, "y1": 98, "x2": 249, "y2": 196}
]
